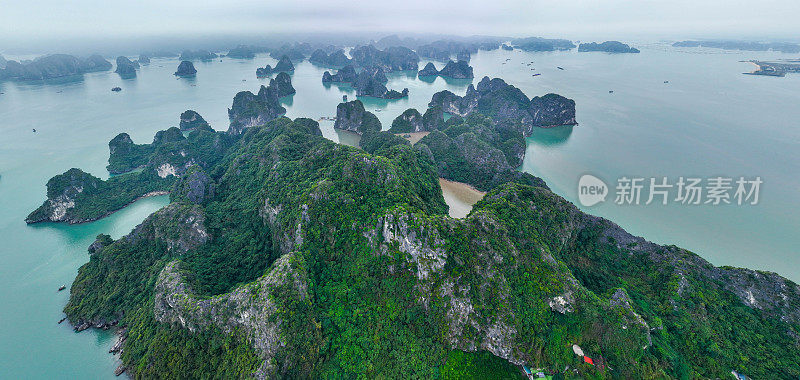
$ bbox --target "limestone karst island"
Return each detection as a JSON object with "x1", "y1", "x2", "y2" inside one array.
[{"x1": 1, "y1": 1, "x2": 799, "y2": 379}]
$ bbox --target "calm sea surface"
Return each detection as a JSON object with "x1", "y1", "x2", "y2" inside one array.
[{"x1": 1, "y1": 43, "x2": 798, "y2": 377}]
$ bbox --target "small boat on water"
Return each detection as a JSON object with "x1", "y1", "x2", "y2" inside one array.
[
  {"x1": 557, "y1": 67, "x2": 564, "y2": 70},
  {"x1": 58, "y1": 285, "x2": 66, "y2": 291},
  {"x1": 532, "y1": 73, "x2": 541, "y2": 77},
  {"x1": 32, "y1": 129, "x2": 37, "y2": 133},
  {"x1": 374, "y1": 109, "x2": 382, "y2": 112},
  {"x1": 609, "y1": 90, "x2": 614, "y2": 94},
  {"x1": 664, "y1": 80, "x2": 669, "y2": 83}
]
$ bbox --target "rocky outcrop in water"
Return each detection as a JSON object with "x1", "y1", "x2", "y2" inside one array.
[
  {"x1": 138, "y1": 54, "x2": 150, "y2": 64},
  {"x1": 269, "y1": 72, "x2": 296, "y2": 97},
  {"x1": 418, "y1": 62, "x2": 438, "y2": 76},
  {"x1": 256, "y1": 55, "x2": 294, "y2": 77},
  {"x1": 417, "y1": 60, "x2": 473, "y2": 79},
  {"x1": 352, "y1": 67, "x2": 388, "y2": 97},
  {"x1": 309, "y1": 49, "x2": 351, "y2": 67},
  {"x1": 578, "y1": 41, "x2": 640, "y2": 53},
  {"x1": 322, "y1": 65, "x2": 357, "y2": 83},
  {"x1": 349, "y1": 45, "x2": 419, "y2": 72},
  {"x1": 179, "y1": 50, "x2": 217, "y2": 61},
  {"x1": 174, "y1": 61, "x2": 197, "y2": 77},
  {"x1": 25, "y1": 168, "x2": 103, "y2": 223},
  {"x1": 179, "y1": 110, "x2": 209, "y2": 131},
  {"x1": 227, "y1": 74, "x2": 295, "y2": 134},
  {"x1": 439, "y1": 60, "x2": 473, "y2": 79},
  {"x1": 0, "y1": 54, "x2": 112, "y2": 80},
  {"x1": 334, "y1": 100, "x2": 382, "y2": 134},
  {"x1": 384, "y1": 88, "x2": 409, "y2": 99},
  {"x1": 429, "y1": 76, "x2": 576, "y2": 134},
  {"x1": 115, "y1": 56, "x2": 139, "y2": 76}
]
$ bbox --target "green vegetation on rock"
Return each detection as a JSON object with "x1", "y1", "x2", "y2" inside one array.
[{"x1": 34, "y1": 95, "x2": 800, "y2": 380}]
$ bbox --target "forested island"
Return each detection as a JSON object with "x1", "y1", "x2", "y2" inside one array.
[
  {"x1": 510, "y1": 37, "x2": 576, "y2": 52},
  {"x1": 418, "y1": 60, "x2": 474, "y2": 79},
  {"x1": 26, "y1": 61, "x2": 800, "y2": 380},
  {"x1": 323, "y1": 65, "x2": 409, "y2": 99}
]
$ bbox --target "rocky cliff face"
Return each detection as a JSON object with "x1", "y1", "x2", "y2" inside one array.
[
  {"x1": 125, "y1": 203, "x2": 210, "y2": 254},
  {"x1": 154, "y1": 253, "x2": 308, "y2": 379},
  {"x1": 179, "y1": 110, "x2": 209, "y2": 131},
  {"x1": 171, "y1": 165, "x2": 216, "y2": 205},
  {"x1": 174, "y1": 61, "x2": 197, "y2": 77},
  {"x1": 388, "y1": 108, "x2": 425, "y2": 133},
  {"x1": 115, "y1": 56, "x2": 138, "y2": 76},
  {"x1": 334, "y1": 100, "x2": 382, "y2": 134},
  {"x1": 227, "y1": 75, "x2": 295, "y2": 134},
  {"x1": 25, "y1": 168, "x2": 102, "y2": 223},
  {"x1": 418, "y1": 60, "x2": 474, "y2": 79},
  {"x1": 321, "y1": 65, "x2": 357, "y2": 83},
  {"x1": 269, "y1": 72, "x2": 296, "y2": 97},
  {"x1": 352, "y1": 67, "x2": 388, "y2": 97},
  {"x1": 438, "y1": 60, "x2": 474, "y2": 79},
  {"x1": 418, "y1": 62, "x2": 438, "y2": 76},
  {"x1": 429, "y1": 76, "x2": 576, "y2": 134}
]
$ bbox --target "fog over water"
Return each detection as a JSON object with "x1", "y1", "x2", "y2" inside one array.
[{"x1": 1, "y1": 0, "x2": 798, "y2": 54}]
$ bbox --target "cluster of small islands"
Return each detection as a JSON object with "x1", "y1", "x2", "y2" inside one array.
[{"x1": 7, "y1": 34, "x2": 800, "y2": 380}]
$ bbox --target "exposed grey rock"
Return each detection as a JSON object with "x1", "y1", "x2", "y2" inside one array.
[
  {"x1": 153, "y1": 253, "x2": 309, "y2": 379},
  {"x1": 334, "y1": 100, "x2": 382, "y2": 134}
]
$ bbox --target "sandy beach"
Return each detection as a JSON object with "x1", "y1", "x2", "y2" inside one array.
[{"x1": 439, "y1": 178, "x2": 486, "y2": 218}]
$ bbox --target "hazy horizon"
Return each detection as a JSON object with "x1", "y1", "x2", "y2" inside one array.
[{"x1": 1, "y1": 0, "x2": 799, "y2": 55}]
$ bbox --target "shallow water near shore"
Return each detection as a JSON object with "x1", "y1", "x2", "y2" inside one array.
[{"x1": 0, "y1": 44, "x2": 799, "y2": 377}]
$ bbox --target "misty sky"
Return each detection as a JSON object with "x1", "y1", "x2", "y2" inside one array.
[{"x1": 1, "y1": 0, "x2": 798, "y2": 52}]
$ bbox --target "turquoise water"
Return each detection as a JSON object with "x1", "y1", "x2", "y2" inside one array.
[{"x1": 0, "y1": 44, "x2": 798, "y2": 377}]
